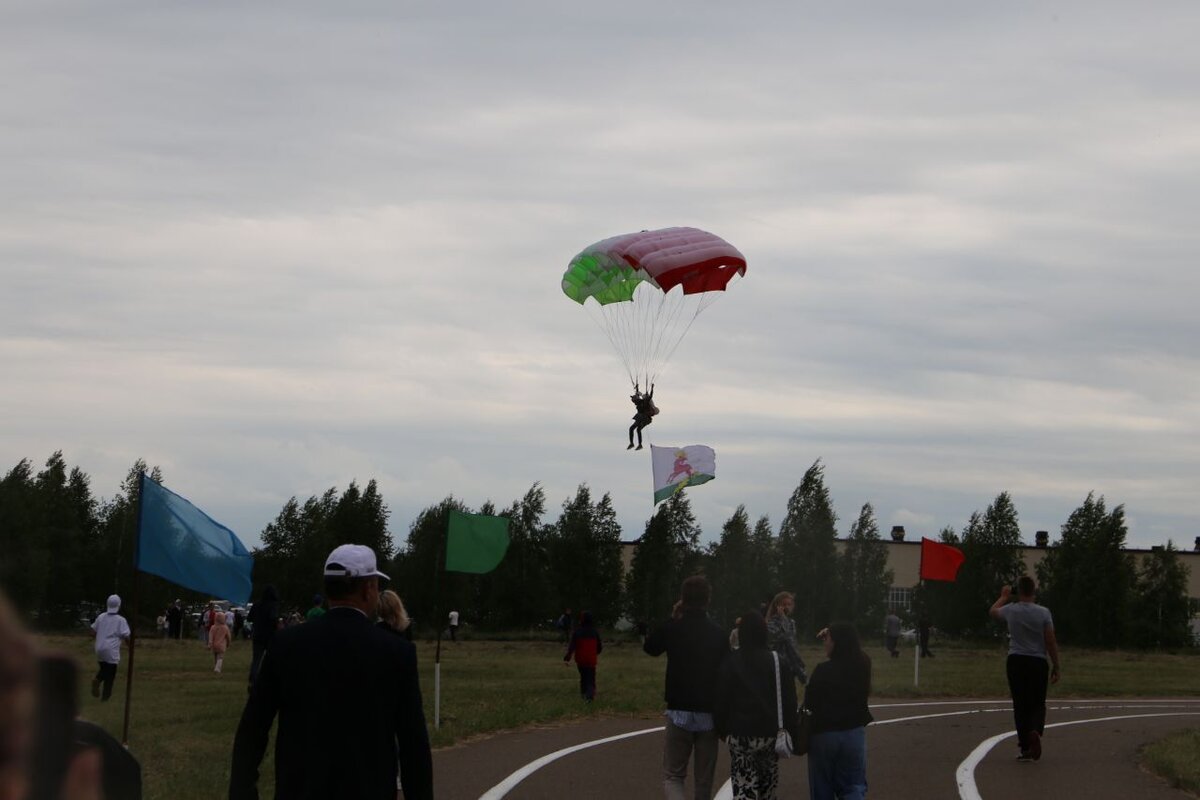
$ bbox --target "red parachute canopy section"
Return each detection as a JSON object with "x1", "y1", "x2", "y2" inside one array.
[{"x1": 604, "y1": 227, "x2": 747, "y2": 294}]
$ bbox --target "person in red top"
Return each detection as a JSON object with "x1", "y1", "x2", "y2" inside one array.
[{"x1": 563, "y1": 611, "x2": 603, "y2": 702}]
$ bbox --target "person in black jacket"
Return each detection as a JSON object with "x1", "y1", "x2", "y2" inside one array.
[
  {"x1": 643, "y1": 575, "x2": 729, "y2": 800},
  {"x1": 715, "y1": 612, "x2": 797, "y2": 800},
  {"x1": 229, "y1": 545, "x2": 433, "y2": 800},
  {"x1": 246, "y1": 585, "x2": 279, "y2": 689},
  {"x1": 804, "y1": 622, "x2": 872, "y2": 800},
  {"x1": 167, "y1": 599, "x2": 184, "y2": 640},
  {"x1": 627, "y1": 382, "x2": 657, "y2": 450}
]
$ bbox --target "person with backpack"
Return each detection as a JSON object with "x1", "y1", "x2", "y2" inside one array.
[{"x1": 627, "y1": 382, "x2": 659, "y2": 450}]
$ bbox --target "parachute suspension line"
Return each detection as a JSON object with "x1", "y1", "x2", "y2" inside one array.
[
  {"x1": 585, "y1": 301, "x2": 637, "y2": 386},
  {"x1": 642, "y1": 287, "x2": 688, "y2": 386},
  {"x1": 653, "y1": 291, "x2": 716, "y2": 383},
  {"x1": 581, "y1": 272, "x2": 740, "y2": 391}
]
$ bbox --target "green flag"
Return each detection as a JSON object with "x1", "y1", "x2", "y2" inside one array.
[{"x1": 445, "y1": 510, "x2": 510, "y2": 573}]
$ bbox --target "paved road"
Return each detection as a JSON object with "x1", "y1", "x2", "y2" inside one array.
[{"x1": 432, "y1": 698, "x2": 1200, "y2": 799}]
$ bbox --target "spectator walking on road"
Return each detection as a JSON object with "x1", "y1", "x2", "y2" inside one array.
[
  {"x1": 715, "y1": 612, "x2": 798, "y2": 800},
  {"x1": 230, "y1": 544, "x2": 433, "y2": 800},
  {"x1": 990, "y1": 576, "x2": 1061, "y2": 762},
  {"x1": 91, "y1": 594, "x2": 131, "y2": 702},
  {"x1": 644, "y1": 575, "x2": 729, "y2": 800},
  {"x1": 563, "y1": 610, "x2": 603, "y2": 702},
  {"x1": 806, "y1": 623, "x2": 873, "y2": 800}
]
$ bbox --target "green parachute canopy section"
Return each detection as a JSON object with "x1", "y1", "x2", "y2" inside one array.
[{"x1": 562, "y1": 249, "x2": 645, "y2": 306}]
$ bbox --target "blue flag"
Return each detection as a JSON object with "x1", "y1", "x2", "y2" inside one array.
[{"x1": 136, "y1": 474, "x2": 254, "y2": 604}]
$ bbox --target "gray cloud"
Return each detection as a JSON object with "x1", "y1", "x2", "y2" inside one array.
[{"x1": 4, "y1": 2, "x2": 1198, "y2": 551}]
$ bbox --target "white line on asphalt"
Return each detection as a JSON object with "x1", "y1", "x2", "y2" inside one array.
[
  {"x1": 478, "y1": 726, "x2": 663, "y2": 799},
  {"x1": 715, "y1": 706, "x2": 1006, "y2": 800},
  {"x1": 955, "y1": 711, "x2": 1200, "y2": 800},
  {"x1": 477, "y1": 700, "x2": 1200, "y2": 800}
]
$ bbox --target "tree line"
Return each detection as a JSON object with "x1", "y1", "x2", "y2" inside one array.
[{"x1": 1, "y1": 452, "x2": 1192, "y2": 648}]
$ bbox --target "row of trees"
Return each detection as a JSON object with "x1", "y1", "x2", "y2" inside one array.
[
  {"x1": 2, "y1": 452, "x2": 1193, "y2": 648},
  {"x1": 917, "y1": 491, "x2": 1194, "y2": 647}
]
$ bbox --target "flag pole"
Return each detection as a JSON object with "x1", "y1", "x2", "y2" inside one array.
[
  {"x1": 432, "y1": 517, "x2": 446, "y2": 729},
  {"x1": 121, "y1": 471, "x2": 146, "y2": 745}
]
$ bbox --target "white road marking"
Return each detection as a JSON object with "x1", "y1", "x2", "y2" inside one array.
[
  {"x1": 715, "y1": 707, "x2": 1009, "y2": 800},
  {"x1": 478, "y1": 699, "x2": 1200, "y2": 800},
  {"x1": 955, "y1": 711, "x2": 1200, "y2": 800},
  {"x1": 478, "y1": 726, "x2": 663, "y2": 799}
]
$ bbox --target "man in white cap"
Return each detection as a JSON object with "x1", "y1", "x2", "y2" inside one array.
[
  {"x1": 230, "y1": 544, "x2": 433, "y2": 800},
  {"x1": 91, "y1": 594, "x2": 131, "y2": 702}
]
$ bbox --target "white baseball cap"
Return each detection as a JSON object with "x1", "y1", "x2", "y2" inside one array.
[{"x1": 323, "y1": 544, "x2": 390, "y2": 581}]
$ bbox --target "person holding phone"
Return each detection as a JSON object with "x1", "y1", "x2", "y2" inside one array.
[
  {"x1": 990, "y1": 576, "x2": 1061, "y2": 762},
  {"x1": 805, "y1": 623, "x2": 872, "y2": 800}
]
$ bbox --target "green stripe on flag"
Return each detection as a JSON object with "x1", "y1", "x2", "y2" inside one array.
[{"x1": 653, "y1": 473, "x2": 715, "y2": 504}]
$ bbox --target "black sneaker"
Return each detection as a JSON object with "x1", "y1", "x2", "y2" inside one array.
[
  {"x1": 626, "y1": 443, "x2": 634, "y2": 450},
  {"x1": 1016, "y1": 751, "x2": 1033, "y2": 762},
  {"x1": 635, "y1": 444, "x2": 643, "y2": 450},
  {"x1": 1028, "y1": 730, "x2": 1042, "y2": 761}
]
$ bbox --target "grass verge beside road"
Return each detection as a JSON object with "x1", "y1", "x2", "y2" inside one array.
[
  {"x1": 39, "y1": 632, "x2": 1200, "y2": 800},
  {"x1": 1142, "y1": 728, "x2": 1200, "y2": 795}
]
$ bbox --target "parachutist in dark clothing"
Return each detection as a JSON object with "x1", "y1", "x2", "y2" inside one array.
[{"x1": 627, "y1": 383, "x2": 657, "y2": 450}]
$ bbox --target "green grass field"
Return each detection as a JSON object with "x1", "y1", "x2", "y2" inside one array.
[{"x1": 43, "y1": 631, "x2": 1200, "y2": 800}]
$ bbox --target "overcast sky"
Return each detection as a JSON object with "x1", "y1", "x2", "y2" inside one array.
[{"x1": 4, "y1": 2, "x2": 1198, "y2": 553}]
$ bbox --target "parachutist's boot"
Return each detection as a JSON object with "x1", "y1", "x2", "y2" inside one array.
[
  {"x1": 636, "y1": 444, "x2": 643, "y2": 450},
  {"x1": 627, "y1": 443, "x2": 634, "y2": 450}
]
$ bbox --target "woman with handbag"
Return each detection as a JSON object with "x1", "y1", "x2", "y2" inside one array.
[
  {"x1": 715, "y1": 612, "x2": 799, "y2": 800},
  {"x1": 804, "y1": 622, "x2": 873, "y2": 800}
]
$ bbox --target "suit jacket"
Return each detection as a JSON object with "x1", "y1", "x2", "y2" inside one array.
[{"x1": 229, "y1": 606, "x2": 433, "y2": 800}]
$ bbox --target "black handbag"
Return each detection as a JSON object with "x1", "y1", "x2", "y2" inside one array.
[{"x1": 792, "y1": 704, "x2": 813, "y2": 756}]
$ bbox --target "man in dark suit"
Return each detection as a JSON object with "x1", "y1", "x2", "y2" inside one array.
[{"x1": 229, "y1": 544, "x2": 433, "y2": 800}]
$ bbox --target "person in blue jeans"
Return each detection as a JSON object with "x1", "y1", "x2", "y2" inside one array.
[{"x1": 804, "y1": 622, "x2": 873, "y2": 800}]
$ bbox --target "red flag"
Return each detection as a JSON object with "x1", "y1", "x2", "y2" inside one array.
[{"x1": 920, "y1": 537, "x2": 965, "y2": 582}]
